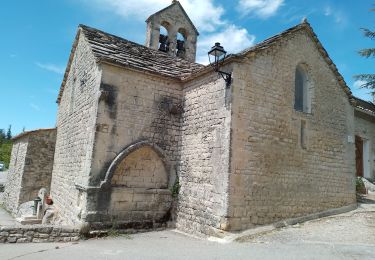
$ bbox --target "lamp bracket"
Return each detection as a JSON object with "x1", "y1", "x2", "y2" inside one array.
[{"x1": 218, "y1": 70, "x2": 232, "y2": 88}]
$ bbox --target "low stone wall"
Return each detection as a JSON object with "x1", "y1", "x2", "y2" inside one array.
[{"x1": 0, "y1": 225, "x2": 80, "y2": 243}]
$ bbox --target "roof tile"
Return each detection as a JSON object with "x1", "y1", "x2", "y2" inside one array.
[{"x1": 80, "y1": 25, "x2": 204, "y2": 78}]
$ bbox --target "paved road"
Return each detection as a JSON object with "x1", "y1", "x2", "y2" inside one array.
[
  {"x1": 1, "y1": 203, "x2": 375, "y2": 260},
  {"x1": 1, "y1": 229, "x2": 374, "y2": 260},
  {"x1": 0, "y1": 198, "x2": 374, "y2": 260}
]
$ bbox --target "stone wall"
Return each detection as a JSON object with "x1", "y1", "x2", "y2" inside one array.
[
  {"x1": 228, "y1": 29, "x2": 356, "y2": 231},
  {"x1": 83, "y1": 65, "x2": 182, "y2": 226},
  {"x1": 354, "y1": 111, "x2": 375, "y2": 180},
  {"x1": 176, "y1": 72, "x2": 232, "y2": 236},
  {"x1": 3, "y1": 139, "x2": 28, "y2": 214},
  {"x1": 4, "y1": 129, "x2": 56, "y2": 215},
  {"x1": 50, "y1": 30, "x2": 102, "y2": 225},
  {"x1": 0, "y1": 225, "x2": 79, "y2": 243}
]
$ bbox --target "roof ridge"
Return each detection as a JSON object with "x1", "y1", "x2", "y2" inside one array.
[{"x1": 237, "y1": 22, "x2": 305, "y2": 56}]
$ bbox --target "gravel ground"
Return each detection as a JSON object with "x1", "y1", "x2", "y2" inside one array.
[{"x1": 240, "y1": 203, "x2": 375, "y2": 246}]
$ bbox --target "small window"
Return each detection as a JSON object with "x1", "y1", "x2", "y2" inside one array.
[{"x1": 294, "y1": 65, "x2": 310, "y2": 113}]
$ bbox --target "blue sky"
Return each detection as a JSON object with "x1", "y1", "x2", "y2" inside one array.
[{"x1": 0, "y1": 0, "x2": 373, "y2": 135}]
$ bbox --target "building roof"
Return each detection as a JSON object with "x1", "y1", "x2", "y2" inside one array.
[
  {"x1": 146, "y1": 1, "x2": 199, "y2": 35},
  {"x1": 353, "y1": 96, "x2": 375, "y2": 115},
  {"x1": 81, "y1": 25, "x2": 204, "y2": 77},
  {"x1": 184, "y1": 21, "x2": 354, "y2": 104},
  {"x1": 57, "y1": 25, "x2": 204, "y2": 103},
  {"x1": 12, "y1": 128, "x2": 56, "y2": 141},
  {"x1": 58, "y1": 19, "x2": 353, "y2": 105}
]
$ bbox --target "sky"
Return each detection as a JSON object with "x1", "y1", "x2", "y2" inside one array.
[{"x1": 0, "y1": 0, "x2": 374, "y2": 135}]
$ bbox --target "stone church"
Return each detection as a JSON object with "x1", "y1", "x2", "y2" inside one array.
[{"x1": 4, "y1": 1, "x2": 375, "y2": 236}]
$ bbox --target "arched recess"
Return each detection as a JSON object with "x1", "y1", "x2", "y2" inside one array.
[
  {"x1": 100, "y1": 140, "x2": 171, "y2": 189},
  {"x1": 101, "y1": 141, "x2": 173, "y2": 225}
]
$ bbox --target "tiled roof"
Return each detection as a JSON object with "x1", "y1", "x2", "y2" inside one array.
[
  {"x1": 353, "y1": 96, "x2": 375, "y2": 115},
  {"x1": 81, "y1": 25, "x2": 204, "y2": 78}
]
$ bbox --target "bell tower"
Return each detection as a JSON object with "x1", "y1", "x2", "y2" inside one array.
[{"x1": 145, "y1": 1, "x2": 199, "y2": 62}]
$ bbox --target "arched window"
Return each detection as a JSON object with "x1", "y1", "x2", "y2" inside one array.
[
  {"x1": 294, "y1": 65, "x2": 310, "y2": 113},
  {"x1": 159, "y1": 22, "x2": 170, "y2": 52},
  {"x1": 176, "y1": 29, "x2": 187, "y2": 58}
]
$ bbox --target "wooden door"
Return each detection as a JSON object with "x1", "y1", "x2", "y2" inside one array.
[{"x1": 355, "y1": 135, "x2": 364, "y2": 177}]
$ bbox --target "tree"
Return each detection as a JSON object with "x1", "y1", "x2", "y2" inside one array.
[
  {"x1": 0, "y1": 127, "x2": 12, "y2": 168},
  {"x1": 6, "y1": 125, "x2": 12, "y2": 140},
  {"x1": 355, "y1": 7, "x2": 375, "y2": 90},
  {"x1": 0, "y1": 129, "x2": 5, "y2": 144}
]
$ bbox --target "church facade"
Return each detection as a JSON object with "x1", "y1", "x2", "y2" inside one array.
[{"x1": 5, "y1": 1, "x2": 373, "y2": 236}]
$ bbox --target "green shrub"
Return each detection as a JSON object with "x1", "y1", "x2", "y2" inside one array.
[
  {"x1": 0, "y1": 141, "x2": 12, "y2": 168},
  {"x1": 356, "y1": 177, "x2": 366, "y2": 194},
  {"x1": 171, "y1": 177, "x2": 181, "y2": 198}
]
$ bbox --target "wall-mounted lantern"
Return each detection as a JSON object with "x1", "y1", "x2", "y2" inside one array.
[{"x1": 208, "y1": 42, "x2": 232, "y2": 87}]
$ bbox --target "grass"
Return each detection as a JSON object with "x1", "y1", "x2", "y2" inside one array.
[{"x1": 107, "y1": 229, "x2": 133, "y2": 239}]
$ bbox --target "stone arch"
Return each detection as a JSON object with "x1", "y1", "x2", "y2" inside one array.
[
  {"x1": 103, "y1": 141, "x2": 173, "y2": 226},
  {"x1": 176, "y1": 28, "x2": 187, "y2": 58},
  {"x1": 159, "y1": 21, "x2": 171, "y2": 52},
  {"x1": 177, "y1": 28, "x2": 188, "y2": 40},
  {"x1": 100, "y1": 140, "x2": 171, "y2": 189},
  {"x1": 294, "y1": 63, "x2": 313, "y2": 113},
  {"x1": 160, "y1": 21, "x2": 171, "y2": 32}
]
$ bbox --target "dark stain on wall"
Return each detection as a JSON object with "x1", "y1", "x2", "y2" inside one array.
[{"x1": 100, "y1": 83, "x2": 118, "y2": 119}]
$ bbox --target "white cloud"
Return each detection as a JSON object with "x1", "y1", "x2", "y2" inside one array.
[
  {"x1": 197, "y1": 25, "x2": 256, "y2": 64},
  {"x1": 353, "y1": 80, "x2": 367, "y2": 89},
  {"x1": 324, "y1": 6, "x2": 332, "y2": 16},
  {"x1": 351, "y1": 80, "x2": 372, "y2": 101},
  {"x1": 36, "y1": 62, "x2": 65, "y2": 75},
  {"x1": 84, "y1": 0, "x2": 225, "y2": 32},
  {"x1": 30, "y1": 103, "x2": 41, "y2": 111},
  {"x1": 237, "y1": 0, "x2": 284, "y2": 18},
  {"x1": 79, "y1": 0, "x2": 257, "y2": 64},
  {"x1": 280, "y1": 6, "x2": 317, "y2": 23},
  {"x1": 323, "y1": 5, "x2": 347, "y2": 25}
]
